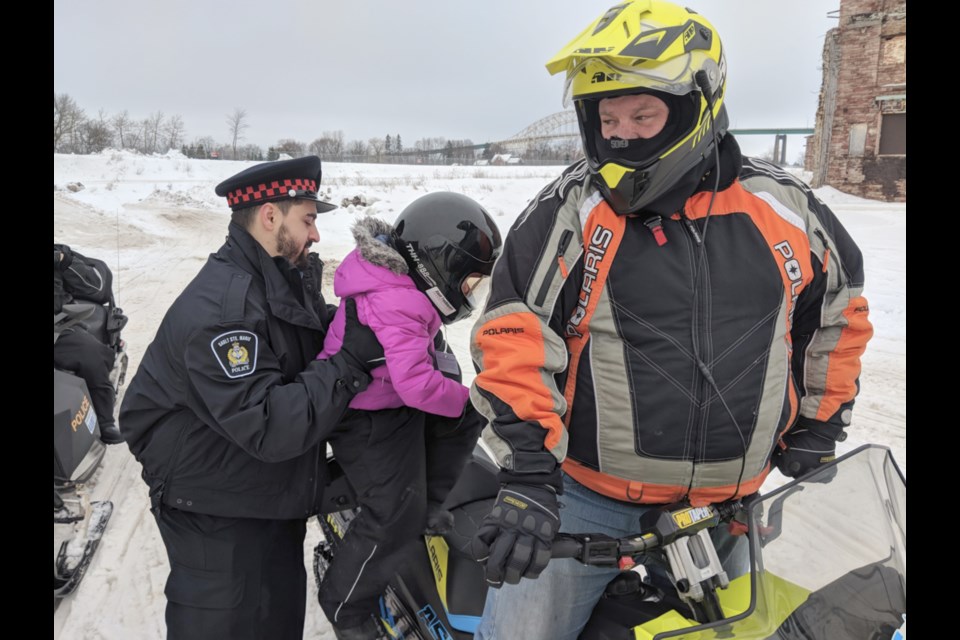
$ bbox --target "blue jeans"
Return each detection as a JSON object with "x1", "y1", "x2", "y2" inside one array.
[{"x1": 475, "y1": 473, "x2": 749, "y2": 640}]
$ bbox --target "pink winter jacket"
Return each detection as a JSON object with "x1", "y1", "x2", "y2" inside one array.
[{"x1": 317, "y1": 217, "x2": 469, "y2": 417}]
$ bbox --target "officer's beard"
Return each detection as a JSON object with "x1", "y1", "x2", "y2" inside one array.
[{"x1": 276, "y1": 222, "x2": 311, "y2": 271}]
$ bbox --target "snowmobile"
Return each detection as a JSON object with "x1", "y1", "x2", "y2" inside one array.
[
  {"x1": 54, "y1": 298, "x2": 127, "y2": 601},
  {"x1": 314, "y1": 443, "x2": 906, "y2": 640},
  {"x1": 53, "y1": 300, "x2": 128, "y2": 488}
]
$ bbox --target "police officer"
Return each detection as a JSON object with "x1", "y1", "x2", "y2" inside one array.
[{"x1": 120, "y1": 156, "x2": 384, "y2": 640}]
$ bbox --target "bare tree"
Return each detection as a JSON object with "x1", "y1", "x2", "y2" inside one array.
[
  {"x1": 192, "y1": 136, "x2": 217, "y2": 159},
  {"x1": 325, "y1": 130, "x2": 344, "y2": 160},
  {"x1": 347, "y1": 139, "x2": 368, "y2": 159},
  {"x1": 367, "y1": 137, "x2": 385, "y2": 162},
  {"x1": 82, "y1": 110, "x2": 114, "y2": 153},
  {"x1": 415, "y1": 137, "x2": 447, "y2": 162},
  {"x1": 164, "y1": 114, "x2": 186, "y2": 153},
  {"x1": 309, "y1": 130, "x2": 345, "y2": 160},
  {"x1": 54, "y1": 93, "x2": 86, "y2": 152},
  {"x1": 81, "y1": 109, "x2": 115, "y2": 153},
  {"x1": 141, "y1": 111, "x2": 165, "y2": 153},
  {"x1": 227, "y1": 108, "x2": 249, "y2": 159},
  {"x1": 275, "y1": 139, "x2": 306, "y2": 158},
  {"x1": 125, "y1": 122, "x2": 144, "y2": 154},
  {"x1": 111, "y1": 110, "x2": 132, "y2": 149},
  {"x1": 239, "y1": 143, "x2": 264, "y2": 161},
  {"x1": 523, "y1": 140, "x2": 552, "y2": 163},
  {"x1": 557, "y1": 139, "x2": 583, "y2": 163},
  {"x1": 484, "y1": 142, "x2": 506, "y2": 159}
]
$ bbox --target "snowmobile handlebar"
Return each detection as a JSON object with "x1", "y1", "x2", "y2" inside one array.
[{"x1": 551, "y1": 500, "x2": 744, "y2": 569}]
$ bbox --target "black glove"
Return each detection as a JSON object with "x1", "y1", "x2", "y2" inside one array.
[
  {"x1": 336, "y1": 298, "x2": 384, "y2": 373},
  {"x1": 471, "y1": 482, "x2": 560, "y2": 587},
  {"x1": 773, "y1": 426, "x2": 838, "y2": 478},
  {"x1": 55, "y1": 245, "x2": 73, "y2": 269}
]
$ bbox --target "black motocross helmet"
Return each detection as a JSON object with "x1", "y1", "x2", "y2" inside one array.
[{"x1": 393, "y1": 192, "x2": 503, "y2": 324}]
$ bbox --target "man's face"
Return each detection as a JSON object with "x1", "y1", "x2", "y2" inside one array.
[
  {"x1": 598, "y1": 93, "x2": 669, "y2": 140},
  {"x1": 275, "y1": 200, "x2": 321, "y2": 269}
]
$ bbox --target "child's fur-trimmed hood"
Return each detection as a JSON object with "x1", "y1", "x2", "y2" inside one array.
[{"x1": 351, "y1": 216, "x2": 408, "y2": 275}]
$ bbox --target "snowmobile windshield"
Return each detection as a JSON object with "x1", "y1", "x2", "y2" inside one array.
[
  {"x1": 743, "y1": 445, "x2": 906, "y2": 639},
  {"x1": 647, "y1": 445, "x2": 907, "y2": 640}
]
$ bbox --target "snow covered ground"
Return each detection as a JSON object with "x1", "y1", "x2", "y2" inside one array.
[{"x1": 53, "y1": 150, "x2": 905, "y2": 639}]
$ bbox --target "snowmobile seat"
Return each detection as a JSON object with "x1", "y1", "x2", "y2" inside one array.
[{"x1": 57, "y1": 300, "x2": 126, "y2": 350}]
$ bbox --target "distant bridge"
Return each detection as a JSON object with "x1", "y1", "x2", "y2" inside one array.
[
  {"x1": 500, "y1": 111, "x2": 813, "y2": 160},
  {"x1": 391, "y1": 111, "x2": 812, "y2": 163}
]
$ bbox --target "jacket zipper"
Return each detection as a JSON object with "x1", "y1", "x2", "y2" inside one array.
[
  {"x1": 534, "y1": 229, "x2": 575, "y2": 307},
  {"x1": 682, "y1": 215, "x2": 703, "y2": 246},
  {"x1": 813, "y1": 229, "x2": 842, "y2": 289},
  {"x1": 679, "y1": 210, "x2": 710, "y2": 474}
]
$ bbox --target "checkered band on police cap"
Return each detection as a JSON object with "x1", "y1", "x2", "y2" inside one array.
[
  {"x1": 225, "y1": 178, "x2": 318, "y2": 208},
  {"x1": 214, "y1": 155, "x2": 336, "y2": 212}
]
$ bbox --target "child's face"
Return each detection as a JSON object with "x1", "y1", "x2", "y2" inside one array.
[{"x1": 461, "y1": 273, "x2": 486, "y2": 298}]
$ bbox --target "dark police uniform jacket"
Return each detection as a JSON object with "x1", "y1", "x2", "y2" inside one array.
[{"x1": 120, "y1": 222, "x2": 369, "y2": 519}]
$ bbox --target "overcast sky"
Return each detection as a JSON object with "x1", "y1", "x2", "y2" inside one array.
[{"x1": 54, "y1": 1, "x2": 839, "y2": 158}]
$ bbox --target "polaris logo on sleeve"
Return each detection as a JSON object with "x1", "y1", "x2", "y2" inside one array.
[
  {"x1": 566, "y1": 225, "x2": 613, "y2": 338},
  {"x1": 482, "y1": 327, "x2": 525, "y2": 336},
  {"x1": 773, "y1": 241, "x2": 804, "y2": 324}
]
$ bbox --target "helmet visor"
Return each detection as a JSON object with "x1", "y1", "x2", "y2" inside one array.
[
  {"x1": 422, "y1": 219, "x2": 500, "y2": 283},
  {"x1": 561, "y1": 54, "x2": 722, "y2": 108}
]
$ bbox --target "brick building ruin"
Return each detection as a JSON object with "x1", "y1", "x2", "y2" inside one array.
[{"x1": 805, "y1": 1, "x2": 905, "y2": 201}]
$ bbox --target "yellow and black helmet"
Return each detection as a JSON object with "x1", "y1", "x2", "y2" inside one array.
[{"x1": 546, "y1": 0, "x2": 729, "y2": 214}]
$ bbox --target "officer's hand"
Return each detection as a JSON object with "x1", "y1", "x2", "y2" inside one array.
[
  {"x1": 773, "y1": 427, "x2": 838, "y2": 479},
  {"x1": 338, "y1": 298, "x2": 384, "y2": 373},
  {"x1": 471, "y1": 482, "x2": 560, "y2": 587}
]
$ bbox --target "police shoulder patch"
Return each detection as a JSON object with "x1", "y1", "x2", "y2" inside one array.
[{"x1": 210, "y1": 330, "x2": 259, "y2": 379}]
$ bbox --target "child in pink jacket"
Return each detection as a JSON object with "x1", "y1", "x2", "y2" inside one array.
[{"x1": 315, "y1": 193, "x2": 502, "y2": 638}]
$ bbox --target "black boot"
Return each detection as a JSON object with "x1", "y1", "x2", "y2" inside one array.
[
  {"x1": 99, "y1": 423, "x2": 124, "y2": 445},
  {"x1": 332, "y1": 616, "x2": 384, "y2": 640}
]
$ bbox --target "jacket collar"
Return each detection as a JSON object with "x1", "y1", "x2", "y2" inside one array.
[
  {"x1": 634, "y1": 133, "x2": 743, "y2": 218},
  {"x1": 691, "y1": 133, "x2": 742, "y2": 197},
  {"x1": 221, "y1": 222, "x2": 326, "y2": 331}
]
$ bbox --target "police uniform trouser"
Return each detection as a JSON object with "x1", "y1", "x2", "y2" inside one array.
[
  {"x1": 155, "y1": 508, "x2": 307, "y2": 640},
  {"x1": 319, "y1": 406, "x2": 428, "y2": 630},
  {"x1": 54, "y1": 327, "x2": 116, "y2": 429}
]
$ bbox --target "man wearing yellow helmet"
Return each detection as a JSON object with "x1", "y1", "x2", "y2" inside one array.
[{"x1": 468, "y1": 2, "x2": 873, "y2": 638}]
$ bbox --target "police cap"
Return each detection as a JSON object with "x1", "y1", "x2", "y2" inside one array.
[{"x1": 215, "y1": 156, "x2": 337, "y2": 213}]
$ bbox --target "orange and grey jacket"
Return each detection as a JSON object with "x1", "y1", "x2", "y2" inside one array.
[{"x1": 469, "y1": 137, "x2": 872, "y2": 506}]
